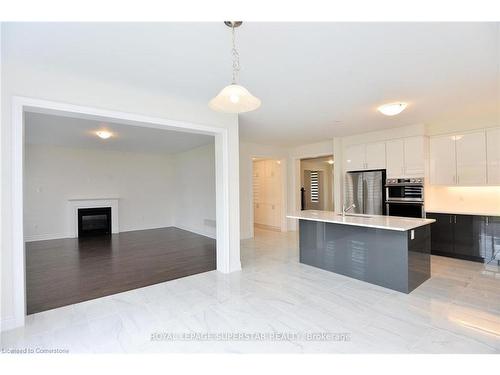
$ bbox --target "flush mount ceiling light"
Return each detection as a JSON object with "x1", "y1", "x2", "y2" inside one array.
[
  {"x1": 209, "y1": 21, "x2": 261, "y2": 114},
  {"x1": 96, "y1": 130, "x2": 112, "y2": 139},
  {"x1": 377, "y1": 102, "x2": 408, "y2": 116},
  {"x1": 327, "y1": 160, "x2": 334, "y2": 165}
]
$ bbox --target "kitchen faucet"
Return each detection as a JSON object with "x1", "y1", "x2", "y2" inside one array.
[{"x1": 341, "y1": 203, "x2": 356, "y2": 216}]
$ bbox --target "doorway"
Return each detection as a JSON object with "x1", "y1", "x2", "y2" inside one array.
[
  {"x1": 300, "y1": 155, "x2": 334, "y2": 211},
  {"x1": 252, "y1": 158, "x2": 284, "y2": 231},
  {"x1": 9, "y1": 96, "x2": 238, "y2": 329}
]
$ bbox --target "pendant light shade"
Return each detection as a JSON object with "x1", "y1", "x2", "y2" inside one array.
[
  {"x1": 209, "y1": 21, "x2": 261, "y2": 114},
  {"x1": 209, "y1": 84, "x2": 261, "y2": 113}
]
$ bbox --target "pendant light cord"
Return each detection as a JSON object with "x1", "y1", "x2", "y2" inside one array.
[{"x1": 231, "y1": 25, "x2": 240, "y2": 84}]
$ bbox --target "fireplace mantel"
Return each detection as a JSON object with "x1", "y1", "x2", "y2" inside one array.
[{"x1": 67, "y1": 198, "x2": 119, "y2": 238}]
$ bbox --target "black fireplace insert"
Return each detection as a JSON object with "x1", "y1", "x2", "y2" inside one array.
[{"x1": 78, "y1": 207, "x2": 112, "y2": 237}]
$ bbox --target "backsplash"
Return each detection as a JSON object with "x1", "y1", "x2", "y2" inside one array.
[{"x1": 426, "y1": 186, "x2": 500, "y2": 215}]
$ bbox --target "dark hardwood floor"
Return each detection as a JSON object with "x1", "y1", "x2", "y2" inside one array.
[{"x1": 26, "y1": 227, "x2": 216, "y2": 314}]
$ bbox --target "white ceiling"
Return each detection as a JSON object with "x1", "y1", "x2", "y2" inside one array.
[
  {"x1": 5, "y1": 22, "x2": 499, "y2": 146},
  {"x1": 25, "y1": 112, "x2": 214, "y2": 154}
]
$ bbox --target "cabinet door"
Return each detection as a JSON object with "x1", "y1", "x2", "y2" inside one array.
[
  {"x1": 487, "y1": 128, "x2": 500, "y2": 185},
  {"x1": 456, "y1": 131, "x2": 487, "y2": 185},
  {"x1": 386, "y1": 139, "x2": 404, "y2": 177},
  {"x1": 404, "y1": 136, "x2": 425, "y2": 176},
  {"x1": 427, "y1": 213, "x2": 454, "y2": 254},
  {"x1": 365, "y1": 142, "x2": 386, "y2": 170},
  {"x1": 485, "y1": 216, "x2": 500, "y2": 262},
  {"x1": 430, "y1": 135, "x2": 456, "y2": 185},
  {"x1": 344, "y1": 144, "x2": 366, "y2": 171},
  {"x1": 453, "y1": 214, "x2": 483, "y2": 260}
]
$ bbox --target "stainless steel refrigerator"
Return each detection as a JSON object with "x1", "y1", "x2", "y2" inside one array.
[{"x1": 344, "y1": 170, "x2": 386, "y2": 215}]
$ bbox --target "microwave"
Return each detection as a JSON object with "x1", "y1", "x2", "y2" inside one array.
[{"x1": 385, "y1": 178, "x2": 424, "y2": 202}]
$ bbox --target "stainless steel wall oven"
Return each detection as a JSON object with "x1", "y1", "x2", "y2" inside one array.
[{"x1": 385, "y1": 178, "x2": 425, "y2": 218}]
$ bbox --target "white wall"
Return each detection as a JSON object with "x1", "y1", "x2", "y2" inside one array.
[
  {"x1": 1, "y1": 40, "x2": 240, "y2": 328},
  {"x1": 173, "y1": 143, "x2": 216, "y2": 238},
  {"x1": 24, "y1": 144, "x2": 176, "y2": 241}
]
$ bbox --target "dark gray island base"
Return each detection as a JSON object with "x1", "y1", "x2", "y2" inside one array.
[{"x1": 298, "y1": 219, "x2": 431, "y2": 293}]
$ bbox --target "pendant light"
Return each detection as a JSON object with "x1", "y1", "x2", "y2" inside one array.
[{"x1": 209, "y1": 21, "x2": 261, "y2": 113}]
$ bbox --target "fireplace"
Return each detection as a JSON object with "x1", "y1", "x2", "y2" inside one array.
[{"x1": 77, "y1": 207, "x2": 112, "y2": 237}]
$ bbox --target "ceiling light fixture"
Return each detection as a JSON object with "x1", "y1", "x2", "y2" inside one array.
[
  {"x1": 209, "y1": 21, "x2": 261, "y2": 113},
  {"x1": 96, "y1": 130, "x2": 112, "y2": 139},
  {"x1": 377, "y1": 102, "x2": 408, "y2": 116},
  {"x1": 327, "y1": 160, "x2": 334, "y2": 165}
]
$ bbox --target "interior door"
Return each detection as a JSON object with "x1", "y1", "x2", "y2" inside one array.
[{"x1": 344, "y1": 172, "x2": 363, "y2": 214}]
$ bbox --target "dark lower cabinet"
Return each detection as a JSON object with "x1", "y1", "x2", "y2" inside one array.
[
  {"x1": 427, "y1": 212, "x2": 500, "y2": 263},
  {"x1": 485, "y1": 216, "x2": 500, "y2": 264},
  {"x1": 428, "y1": 213, "x2": 454, "y2": 255}
]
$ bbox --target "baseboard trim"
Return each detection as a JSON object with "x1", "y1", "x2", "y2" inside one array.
[
  {"x1": 173, "y1": 224, "x2": 216, "y2": 239},
  {"x1": 1, "y1": 315, "x2": 22, "y2": 332},
  {"x1": 24, "y1": 233, "x2": 69, "y2": 242},
  {"x1": 25, "y1": 224, "x2": 175, "y2": 242}
]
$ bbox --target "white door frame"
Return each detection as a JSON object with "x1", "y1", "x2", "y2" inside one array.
[
  {"x1": 11, "y1": 96, "x2": 237, "y2": 328},
  {"x1": 249, "y1": 156, "x2": 287, "y2": 238}
]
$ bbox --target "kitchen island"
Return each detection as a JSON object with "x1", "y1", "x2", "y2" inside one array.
[{"x1": 287, "y1": 210, "x2": 435, "y2": 293}]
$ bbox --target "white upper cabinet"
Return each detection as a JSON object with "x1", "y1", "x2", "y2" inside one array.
[
  {"x1": 385, "y1": 136, "x2": 426, "y2": 177},
  {"x1": 404, "y1": 136, "x2": 425, "y2": 176},
  {"x1": 345, "y1": 142, "x2": 386, "y2": 171},
  {"x1": 455, "y1": 131, "x2": 487, "y2": 185},
  {"x1": 365, "y1": 142, "x2": 386, "y2": 170},
  {"x1": 385, "y1": 139, "x2": 404, "y2": 177},
  {"x1": 344, "y1": 143, "x2": 366, "y2": 171},
  {"x1": 487, "y1": 128, "x2": 500, "y2": 185},
  {"x1": 430, "y1": 135, "x2": 456, "y2": 185},
  {"x1": 430, "y1": 130, "x2": 494, "y2": 186}
]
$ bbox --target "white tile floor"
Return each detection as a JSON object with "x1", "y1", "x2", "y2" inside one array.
[{"x1": 2, "y1": 228, "x2": 500, "y2": 353}]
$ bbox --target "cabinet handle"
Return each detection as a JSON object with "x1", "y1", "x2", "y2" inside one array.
[
  {"x1": 486, "y1": 217, "x2": 489, "y2": 225},
  {"x1": 454, "y1": 215, "x2": 457, "y2": 224},
  {"x1": 449, "y1": 216, "x2": 452, "y2": 224}
]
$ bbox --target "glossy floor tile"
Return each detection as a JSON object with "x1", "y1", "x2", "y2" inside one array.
[{"x1": 2, "y1": 228, "x2": 500, "y2": 353}]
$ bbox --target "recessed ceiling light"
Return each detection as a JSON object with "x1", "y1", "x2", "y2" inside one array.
[
  {"x1": 96, "y1": 130, "x2": 112, "y2": 139},
  {"x1": 377, "y1": 102, "x2": 408, "y2": 116}
]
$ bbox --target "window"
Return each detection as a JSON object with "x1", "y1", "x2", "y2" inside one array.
[{"x1": 310, "y1": 171, "x2": 319, "y2": 203}]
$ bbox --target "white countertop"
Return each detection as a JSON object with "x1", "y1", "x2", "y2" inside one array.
[{"x1": 287, "y1": 210, "x2": 435, "y2": 232}]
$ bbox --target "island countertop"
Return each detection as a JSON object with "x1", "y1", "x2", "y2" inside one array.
[{"x1": 287, "y1": 210, "x2": 435, "y2": 232}]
